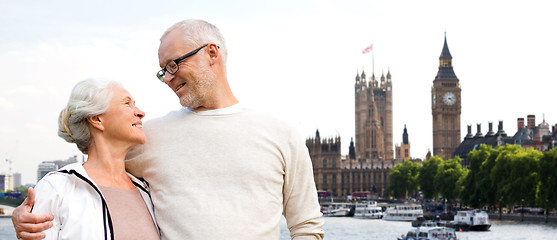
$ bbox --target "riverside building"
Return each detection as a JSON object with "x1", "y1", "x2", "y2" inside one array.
[{"x1": 455, "y1": 115, "x2": 557, "y2": 167}]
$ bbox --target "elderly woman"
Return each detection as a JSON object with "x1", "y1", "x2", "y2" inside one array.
[{"x1": 29, "y1": 79, "x2": 160, "y2": 239}]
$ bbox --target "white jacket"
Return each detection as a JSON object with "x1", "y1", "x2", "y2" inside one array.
[{"x1": 32, "y1": 162, "x2": 159, "y2": 240}]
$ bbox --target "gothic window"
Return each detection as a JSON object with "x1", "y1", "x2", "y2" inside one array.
[
  {"x1": 323, "y1": 174, "x2": 327, "y2": 185},
  {"x1": 340, "y1": 174, "x2": 344, "y2": 184},
  {"x1": 365, "y1": 173, "x2": 369, "y2": 184},
  {"x1": 371, "y1": 131, "x2": 376, "y2": 148},
  {"x1": 365, "y1": 132, "x2": 370, "y2": 149},
  {"x1": 323, "y1": 159, "x2": 327, "y2": 168}
]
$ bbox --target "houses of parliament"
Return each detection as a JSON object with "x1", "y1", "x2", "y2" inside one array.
[{"x1": 306, "y1": 35, "x2": 461, "y2": 198}]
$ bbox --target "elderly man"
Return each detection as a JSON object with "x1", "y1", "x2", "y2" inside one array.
[{"x1": 13, "y1": 19, "x2": 324, "y2": 240}]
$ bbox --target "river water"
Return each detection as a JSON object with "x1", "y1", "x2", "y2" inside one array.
[
  {"x1": 2, "y1": 216, "x2": 557, "y2": 239},
  {"x1": 279, "y1": 217, "x2": 557, "y2": 240}
]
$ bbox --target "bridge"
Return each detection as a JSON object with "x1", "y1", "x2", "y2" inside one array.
[{"x1": 0, "y1": 199, "x2": 24, "y2": 208}]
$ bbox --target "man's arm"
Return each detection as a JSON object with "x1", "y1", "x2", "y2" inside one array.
[
  {"x1": 282, "y1": 131, "x2": 325, "y2": 240},
  {"x1": 11, "y1": 188, "x2": 54, "y2": 240}
]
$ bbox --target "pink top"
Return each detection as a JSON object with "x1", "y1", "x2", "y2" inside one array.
[{"x1": 99, "y1": 186, "x2": 160, "y2": 240}]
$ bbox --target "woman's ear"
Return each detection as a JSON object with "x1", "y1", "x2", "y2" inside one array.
[{"x1": 87, "y1": 115, "x2": 104, "y2": 131}]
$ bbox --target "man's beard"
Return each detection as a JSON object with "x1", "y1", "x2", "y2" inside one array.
[{"x1": 179, "y1": 64, "x2": 217, "y2": 109}]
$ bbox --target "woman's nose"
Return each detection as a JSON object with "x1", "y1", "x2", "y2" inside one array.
[{"x1": 135, "y1": 108, "x2": 145, "y2": 118}]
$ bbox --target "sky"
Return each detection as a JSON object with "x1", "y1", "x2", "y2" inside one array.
[{"x1": 1, "y1": 0, "x2": 556, "y2": 185}]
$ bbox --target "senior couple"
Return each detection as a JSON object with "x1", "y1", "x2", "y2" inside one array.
[{"x1": 12, "y1": 19, "x2": 324, "y2": 240}]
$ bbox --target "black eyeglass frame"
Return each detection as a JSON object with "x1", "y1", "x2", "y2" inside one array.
[{"x1": 156, "y1": 44, "x2": 210, "y2": 82}]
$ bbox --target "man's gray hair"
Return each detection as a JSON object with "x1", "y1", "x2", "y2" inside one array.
[
  {"x1": 58, "y1": 78, "x2": 120, "y2": 154},
  {"x1": 161, "y1": 19, "x2": 228, "y2": 65}
]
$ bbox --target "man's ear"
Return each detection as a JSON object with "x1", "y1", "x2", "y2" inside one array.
[
  {"x1": 207, "y1": 44, "x2": 219, "y2": 65},
  {"x1": 87, "y1": 115, "x2": 104, "y2": 131}
]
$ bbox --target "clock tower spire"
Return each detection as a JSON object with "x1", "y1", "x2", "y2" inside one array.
[{"x1": 431, "y1": 33, "x2": 461, "y2": 160}]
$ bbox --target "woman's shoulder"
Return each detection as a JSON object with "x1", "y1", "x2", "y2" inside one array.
[
  {"x1": 36, "y1": 163, "x2": 86, "y2": 191},
  {"x1": 35, "y1": 170, "x2": 76, "y2": 192}
]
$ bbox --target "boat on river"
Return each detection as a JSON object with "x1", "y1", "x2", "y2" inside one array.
[
  {"x1": 321, "y1": 202, "x2": 352, "y2": 217},
  {"x1": 353, "y1": 201, "x2": 383, "y2": 219},
  {"x1": 383, "y1": 204, "x2": 423, "y2": 221},
  {"x1": 397, "y1": 221, "x2": 458, "y2": 240},
  {"x1": 449, "y1": 209, "x2": 491, "y2": 231}
]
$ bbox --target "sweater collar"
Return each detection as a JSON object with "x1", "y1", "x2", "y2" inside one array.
[{"x1": 181, "y1": 103, "x2": 243, "y2": 116}]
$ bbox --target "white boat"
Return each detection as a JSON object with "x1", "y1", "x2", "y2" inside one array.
[
  {"x1": 383, "y1": 204, "x2": 423, "y2": 221},
  {"x1": 451, "y1": 209, "x2": 491, "y2": 231},
  {"x1": 321, "y1": 202, "x2": 352, "y2": 217},
  {"x1": 397, "y1": 222, "x2": 458, "y2": 240},
  {"x1": 353, "y1": 201, "x2": 383, "y2": 219}
]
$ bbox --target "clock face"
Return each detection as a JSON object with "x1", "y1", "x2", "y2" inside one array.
[{"x1": 443, "y1": 92, "x2": 456, "y2": 106}]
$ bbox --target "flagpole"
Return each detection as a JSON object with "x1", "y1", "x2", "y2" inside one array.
[{"x1": 372, "y1": 42, "x2": 375, "y2": 78}]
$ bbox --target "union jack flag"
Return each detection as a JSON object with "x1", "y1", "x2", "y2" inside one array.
[{"x1": 362, "y1": 44, "x2": 373, "y2": 54}]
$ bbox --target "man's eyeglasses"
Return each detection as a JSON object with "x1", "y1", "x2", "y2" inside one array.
[{"x1": 156, "y1": 44, "x2": 209, "y2": 82}]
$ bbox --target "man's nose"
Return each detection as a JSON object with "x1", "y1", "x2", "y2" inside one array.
[{"x1": 163, "y1": 72, "x2": 175, "y2": 85}]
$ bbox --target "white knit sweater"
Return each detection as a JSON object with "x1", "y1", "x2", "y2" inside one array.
[{"x1": 126, "y1": 105, "x2": 324, "y2": 239}]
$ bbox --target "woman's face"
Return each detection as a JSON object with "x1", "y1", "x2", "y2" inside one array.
[{"x1": 100, "y1": 85, "x2": 146, "y2": 146}]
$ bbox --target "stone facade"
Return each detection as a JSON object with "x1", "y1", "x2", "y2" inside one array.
[{"x1": 307, "y1": 69, "x2": 410, "y2": 199}]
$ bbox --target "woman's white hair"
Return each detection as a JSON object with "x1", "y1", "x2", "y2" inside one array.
[
  {"x1": 58, "y1": 78, "x2": 121, "y2": 154},
  {"x1": 161, "y1": 19, "x2": 228, "y2": 65}
]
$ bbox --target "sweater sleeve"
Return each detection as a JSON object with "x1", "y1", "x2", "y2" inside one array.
[
  {"x1": 282, "y1": 129, "x2": 325, "y2": 239},
  {"x1": 32, "y1": 178, "x2": 61, "y2": 240}
]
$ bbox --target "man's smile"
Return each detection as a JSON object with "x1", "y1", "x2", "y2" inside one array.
[{"x1": 175, "y1": 82, "x2": 186, "y2": 92}]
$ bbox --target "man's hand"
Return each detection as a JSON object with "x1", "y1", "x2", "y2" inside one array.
[{"x1": 11, "y1": 188, "x2": 53, "y2": 240}]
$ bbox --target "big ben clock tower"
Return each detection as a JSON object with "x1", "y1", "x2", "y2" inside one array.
[{"x1": 432, "y1": 34, "x2": 461, "y2": 160}]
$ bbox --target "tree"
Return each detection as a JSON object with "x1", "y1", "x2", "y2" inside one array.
[
  {"x1": 14, "y1": 186, "x2": 29, "y2": 197},
  {"x1": 479, "y1": 145, "x2": 503, "y2": 207},
  {"x1": 419, "y1": 156, "x2": 442, "y2": 199},
  {"x1": 461, "y1": 144, "x2": 493, "y2": 208},
  {"x1": 509, "y1": 148, "x2": 541, "y2": 207},
  {"x1": 491, "y1": 144, "x2": 531, "y2": 208},
  {"x1": 538, "y1": 148, "x2": 557, "y2": 209},
  {"x1": 435, "y1": 156, "x2": 467, "y2": 203},
  {"x1": 388, "y1": 160, "x2": 421, "y2": 199}
]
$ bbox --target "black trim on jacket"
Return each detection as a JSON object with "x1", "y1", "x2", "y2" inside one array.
[{"x1": 58, "y1": 169, "x2": 114, "y2": 240}]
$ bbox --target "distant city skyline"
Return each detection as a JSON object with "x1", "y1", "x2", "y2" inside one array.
[{"x1": 1, "y1": 0, "x2": 556, "y2": 184}]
